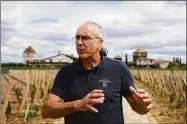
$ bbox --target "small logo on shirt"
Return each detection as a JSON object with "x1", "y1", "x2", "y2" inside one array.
[{"x1": 99, "y1": 79, "x2": 111, "y2": 88}]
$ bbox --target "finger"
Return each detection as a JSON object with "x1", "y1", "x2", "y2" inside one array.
[
  {"x1": 146, "y1": 103, "x2": 153, "y2": 111},
  {"x1": 87, "y1": 105, "x2": 98, "y2": 113},
  {"x1": 137, "y1": 89, "x2": 147, "y2": 94},
  {"x1": 142, "y1": 98, "x2": 152, "y2": 105},
  {"x1": 91, "y1": 89, "x2": 103, "y2": 93},
  {"x1": 129, "y1": 86, "x2": 140, "y2": 98},
  {"x1": 89, "y1": 93, "x2": 104, "y2": 99},
  {"x1": 139, "y1": 94, "x2": 149, "y2": 99},
  {"x1": 97, "y1": 97, "x2": 105, "y2": 101},
  {"x1": 87, "y1": 98, "x2": 104, "y2": 105}
]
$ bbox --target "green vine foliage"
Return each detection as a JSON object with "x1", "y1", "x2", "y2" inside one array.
[
  {"x1": 30, "y1": 84, "x2": 37, "y2": 103},
  {"x1": 13, "y1": 87, "x2": 22, "y2": 104},
  {"x1": 29, "y1": 105, "x2": 40, "y2": 112},
  {"x1": 27, "y1": 111, "x2": 37, "y2": 120}
]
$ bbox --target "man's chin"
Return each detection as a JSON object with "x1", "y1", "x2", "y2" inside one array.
[{"x1": 78, "y1": 54, "x2": 89, "y2": 59}]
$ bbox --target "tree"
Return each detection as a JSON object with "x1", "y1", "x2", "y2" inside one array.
[
  {"x1": 179, "y1": 57, "x2": 182, "y2": 64},
  {"x1": 125, "y1": 53, "x2": 128, "y2": 64},
  {"x1": 173, "y1": 57, "x2": 176, "y2": 63},
  {"x1": 176, "y1": 57, "x2": 179, "y2": 63}
]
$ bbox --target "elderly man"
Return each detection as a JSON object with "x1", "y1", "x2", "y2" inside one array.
[{"x1": 41, "y1": 21, "x2": 152, "y2": 124}]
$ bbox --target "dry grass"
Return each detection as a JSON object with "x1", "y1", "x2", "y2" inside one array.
[{"x1": 134, "y1": 79, "x2": 186, "y2": 124}]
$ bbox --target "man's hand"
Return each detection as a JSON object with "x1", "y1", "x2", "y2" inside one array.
[
  {"x1": 74, "y1": 89, "x2": 105, "y2": 113},
  {"x1": 128, "y1": 86, "x2": 152, "y2": 114}
]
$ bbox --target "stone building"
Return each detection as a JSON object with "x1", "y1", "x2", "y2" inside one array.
[{"x1": 23, "y1": 46, "x2": 36, "y2": 64}]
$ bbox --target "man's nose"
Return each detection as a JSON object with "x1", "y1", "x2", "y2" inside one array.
[{"x1": 76, "y1": 38, "x2": 83, "y2": 45}]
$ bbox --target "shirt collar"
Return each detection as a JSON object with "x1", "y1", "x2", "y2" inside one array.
[{"x1": 77, "y1": 54, "x2": 105, "y2": 72}]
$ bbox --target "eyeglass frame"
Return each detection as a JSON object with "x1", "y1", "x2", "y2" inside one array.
[{"x1": 72, "y1": 35, "x2": 102, "y2": 44}]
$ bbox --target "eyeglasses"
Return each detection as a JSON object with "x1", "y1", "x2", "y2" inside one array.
[{"x1": 73, "y1": 35, "x2": 101, "y2": 44}]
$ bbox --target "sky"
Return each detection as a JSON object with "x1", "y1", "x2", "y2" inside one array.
[{"x1": 1, "y1": 1, "x2": 186, "y2": 63}]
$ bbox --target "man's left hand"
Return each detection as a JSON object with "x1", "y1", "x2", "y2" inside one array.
[{"x1": 128, "y1": 86, "x2": 152, "y2": 114}]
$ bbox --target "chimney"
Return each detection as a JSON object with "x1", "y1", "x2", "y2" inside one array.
[
  {"x1": 58, "y1": 51, "x2": 61, "y2": 55},
  {"x1": 71, "y1": 54, "x2": 73, "y2": 56}
]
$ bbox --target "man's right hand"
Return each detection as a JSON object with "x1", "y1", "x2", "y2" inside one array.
[{"x1": 74, "y1": 89, "x2": 105, "y2": 113}]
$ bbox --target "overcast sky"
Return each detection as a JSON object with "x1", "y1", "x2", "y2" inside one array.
[{"x1": 1, "y1": 1, "x2": 186, "y2": 63}]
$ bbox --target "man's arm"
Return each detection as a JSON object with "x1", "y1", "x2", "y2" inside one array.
[
  {"x1": 41, "y1": 93, "x2": 77, "y2": 119},
  {"x1": 41, "y1": 90, "x2": 105, "y2": 119},
  {"x1": 118, "y1": 61, "x2": 152, "y2": 115},
  {"x1": 125, "y1": 86, "x2": 152, "y2": 115}
]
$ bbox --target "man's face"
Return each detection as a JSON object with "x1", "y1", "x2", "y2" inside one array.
[{"x1": 75, "y1": 24, "x2": 102, "y2": 59}]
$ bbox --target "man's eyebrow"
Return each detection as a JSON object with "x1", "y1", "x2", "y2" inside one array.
[{"x1": 76, "y1": 34, "x2": 91, "y2": 37}]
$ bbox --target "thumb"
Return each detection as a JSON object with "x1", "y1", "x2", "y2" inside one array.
[{"x1": 129, "y1": 86, "x2": 139, "y2": 96}]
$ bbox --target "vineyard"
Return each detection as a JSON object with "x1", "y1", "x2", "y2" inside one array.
[{"x1": 0, "y1": 69, "x2": 186, "y2": 124}]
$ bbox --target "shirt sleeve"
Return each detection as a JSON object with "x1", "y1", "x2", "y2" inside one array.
[
  {"x1": 49, "y1": 65, "x2": 70, "y2": 99},
  {"x1": 119, "y1": 61, "x2": 136, "y2": 97}
]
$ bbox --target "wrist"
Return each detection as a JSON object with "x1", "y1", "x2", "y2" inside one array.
[{"x1": 73, "y1": 100, "x2": 81, "y2": 111}]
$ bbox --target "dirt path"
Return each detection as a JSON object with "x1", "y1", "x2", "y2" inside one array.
[{"x1": 123, "y1": 97, "x2": 157, "y2": 124}]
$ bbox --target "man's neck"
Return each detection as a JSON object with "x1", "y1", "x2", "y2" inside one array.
[{"x1": 81, "y1": 53, "x2": 101, "y2": 70}]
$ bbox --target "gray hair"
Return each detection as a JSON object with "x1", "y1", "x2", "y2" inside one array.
[
  {"x1": 84, "y1": 21, "x2": 104, "y2": 40},
  {"x1": 95, "y1": 24, "x2": 103, "y2": 40}
]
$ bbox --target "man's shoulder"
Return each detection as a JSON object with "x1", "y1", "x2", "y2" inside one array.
[
  {"x1": 58, "y1": 60, "x2": 80, "y2": 73},
  {"x1": 105, "y1": 57, "x2": 125, "y2": 66},
  {"x1": 64, "y1": 60, "x2": 80, "y2": 68},
  {"x1": 105, "y1": 57, "x2": 129, "y2": 70}
]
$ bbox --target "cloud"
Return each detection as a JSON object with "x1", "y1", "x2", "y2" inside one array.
[
  {"x1": 1, "y1": 1, "x2": 186, "y2": 64},
  {"x1": 29, "y1": 18, "x2": 58, "y2": 24},
  {"x1": 104, "y1": 25, "x2": 160, "y2": 38}
]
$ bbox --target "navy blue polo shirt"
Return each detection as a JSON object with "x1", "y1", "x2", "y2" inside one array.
[{"x1": 49, "y1": 56, "x2": 136, "y2": 124}]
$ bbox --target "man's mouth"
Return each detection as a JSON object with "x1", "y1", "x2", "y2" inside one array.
[{"x1": 77, "y1": 49, "x2": 85, "y2": 52}]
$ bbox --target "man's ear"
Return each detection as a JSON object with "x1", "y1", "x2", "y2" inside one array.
[{"x1": 98, "y1": 39, "x2": 103, "y2": 48}]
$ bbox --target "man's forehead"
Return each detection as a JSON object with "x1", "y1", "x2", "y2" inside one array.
[{"x1": 76, "y1": 24, "x2": 96, "y2": 36}]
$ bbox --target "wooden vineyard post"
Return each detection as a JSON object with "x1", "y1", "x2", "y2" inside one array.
[
  {"x1": 22, "y1": 70, "x2": 24, "y2": 82},
  {"x1": 42, "y1": 75, "x2": 52, "y2": 101},
  {"x1": 182, "y1": 77, "x2": 187, "y2": 89},
  {"x1": 140, "y1": 70, "x2": 145, "y2": 82},
  {"x1": 41, "y1": 71, "x2": 46, "y2": 90},
  {"x1": 33, "y1": 71, "x2": 43, "y2": 104},
  {"x1": 150, "y1": 71, "x2": 157, "y2": 90},
  {"x1": 137, "y1": 70, "x2": 142, "y2": 80},
  {"x1": 148, "y1": 71, "x2": 155, "y2": 89},
  {"x1": 23, "y1": 102, "x2": 30, "y2": 124},
  {"x1": 145, "y1": 70, "x2": 150, "y2": 86},
  {"x1": 33, "y1": 71, "x2": 44, "y2": 104},
  {"x1": 34, "y1": 71, "x2": 38, "y2": 86},
  {"x1": 0, "y1": 82, "x2": 13, "y2": 122},
  {"x1": 155, "y1": 71, "x2": 165, "y2": 95},
  {"x1": 177, "y1": 78, "x2": 186, "y2": 102},
  {"x1": 164, "y1": 74, "x2": 172, "y2": 93},
  {"x1": 35, "y1": 71, "x2": 41, "y2": 87},
  {"x1": 169, "y1": 75, "x2": 178, "y2": 100},
  {"x1": 30, "y1": 70, "x2": 33, "y2": 85},
  {"x1": 159, "y1": 72, "x2": 168, "y2": 95},
  {"x1": 19, "y1": 70, "x2": 30, "y2": 113},
  {"x1": 152, "y1": 74, "x2": 161, "y2": 94}
]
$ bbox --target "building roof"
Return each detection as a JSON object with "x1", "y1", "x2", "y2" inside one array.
[
  {"x1": 43, "y1": 53, "x2": 78, "y2": 60},
  {"x1": 137, "y1": 57, "x2": 155, "y2": 61},
  {"x1": 23, "y1": 46, "x2": 36, "y2": 54},
  {"x1": 127, "y1": 61, "x2": 136, "y2": 64},
  {"x1": 114, "y1": 55, "x2": 122, "y2": 59},
  {"x1": 154, "y1": 59, "x2": 169, "y2": 65},
  {"x1": 133, "y1": 47, "x2": 147, "y2": 53}
]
